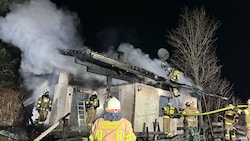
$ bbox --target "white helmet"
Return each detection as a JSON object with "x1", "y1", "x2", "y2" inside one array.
[
  {"x1": 92, "y1": 91, "x2": 97, "y2": 95},
  {"x1": 43, "y1": 89, "x2": 49, "y2": 95},
  {"x1": 167, "y1": 67, "x2": 173, "y2": 72},
  {"x1": 186, "y1": 101, "x2": 191, "y2": 106},
  {"x1": 167, "y1": 103, "x2": 172, "y2": 106},
  {"x1": 105, "y1": 97, "x2": 121, "y2": 113}
]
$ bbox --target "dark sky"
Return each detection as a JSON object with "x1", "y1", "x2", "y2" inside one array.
[{"x1": 52, "y1": 0, "x2": 250, "y2": 100}]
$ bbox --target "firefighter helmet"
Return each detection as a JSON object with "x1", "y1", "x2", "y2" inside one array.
[
  {"x1": 105, "y1": 97, "x2": 121, "y2": 113},
  {"x1": 167, "y1": 103, "x2": 172, "y2": 106},
  {"x1": 43, "y1": 89, "x2": 49, "y2": 95},
  {"x1": 167, "y1": 67, "x2": 173, "y2": 72},
  {"x1": 186, "y1": 101, "x2": 191, "y2": 106}
]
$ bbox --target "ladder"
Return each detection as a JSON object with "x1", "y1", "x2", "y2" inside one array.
[{"x1": 77, "y1": 101, "x2": 86, "y2": 128}]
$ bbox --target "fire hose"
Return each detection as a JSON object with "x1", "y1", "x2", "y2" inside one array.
[{"x1": 174, "y1": 105, "x2": 248, "y2": 117}]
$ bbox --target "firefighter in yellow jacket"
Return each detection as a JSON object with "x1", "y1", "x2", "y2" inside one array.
[
  {"x1": 89, "y1": 97, "x2": 136, "y2": 141},
  {"x1": 244, "y1": 99, "x2": 250, "y2": 141},
  {"x1": 36, "y1": 89, "x2": 52, "y2": 125},
  {"x1": 182, "y1": 101, "x2": 200, "y2": 136},
  {"x1": 223, "y1": 104, "x2": 240, "y2": 141},
  {"x1": 85, "y1": 91, "x2": 100, "y2": 126},
  {"x1": 162, "y1": 103, "x2": 175, "y2": 137},
  {"x1": 168, "y1": 68, "x2": 180, "y2": 97}
]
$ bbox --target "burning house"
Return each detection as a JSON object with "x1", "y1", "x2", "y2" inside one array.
[
  {"x1": 41, "y1": 48, "x2": 196, "y2": 137},
  {"x1": 0, "y1": 1, "x2": 234, "y2": 140}
]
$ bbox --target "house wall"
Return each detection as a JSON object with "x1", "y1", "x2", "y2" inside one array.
[
  {"x1": 50, "y1": 80, "x2": 189, "y2": 135},
  {"x1": 95, "y1": 83, "x2": 172, "y2": 132},
  {"x1": 48, "y1": 71, "x2": 69, "y2": 124},
  {"x1": 133, "y1": 83, "x2": 171, "y2": 132},
  {"x1": 68, "y1": 83, "x2": 172, "y2": 132}
]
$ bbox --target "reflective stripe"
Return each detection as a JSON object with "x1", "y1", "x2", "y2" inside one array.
[
  {"x1": 94, "y1": 99, "x2": 99, "y2": 107},
  {"x1": 106, "y1": 109, "x2": 121, "y2": 113},
  {"x1": 163, "y1": 115, "x2": 170, "y2": 118},
  {"x1": 125, "y1": 133, "x2": 137, "y2": 141},
  {"x1": 225, "y1": 122, "x2": 232, "y2": 125},
  {"x1": 97, "y1": 130, "x2": 102, "y2": 141},
  {"x1": 91, "y1": 130, "x2": 102, "y2": 141},
  {"x1": 38, "y1": 121, "x2": 44, "y2": 124},
  {"x1": 40, "y1": 108, "x2": 48, "y2": 111},
  {"x1": 116, "y1": 130, "x2": 122, "y2": 141},
  {"x1": 89, "y1": 133, "x2": 94, "y2": 141}
]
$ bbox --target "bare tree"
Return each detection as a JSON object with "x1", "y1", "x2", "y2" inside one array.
[
  {"x1": 165, "y1": 6, "x2": 239, "y2": 128},
  {"x1": 167, "y1": 6, "x2": 221, "y2": 85}
]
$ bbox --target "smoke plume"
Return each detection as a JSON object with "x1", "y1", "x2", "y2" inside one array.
[
  {"x1": 105, "y1": 43, "x2": 167, "y2": 78},
  {"x1": 0, "y1": 0, "x2": 196, "y2": 107},
  {"x1": 0, "y1": 0, "x2": 84, "y2": 105}
]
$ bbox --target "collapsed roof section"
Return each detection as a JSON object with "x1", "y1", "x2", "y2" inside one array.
[
  {"x1": 60, "y1": 49, "x2": 167, "y2": 87},
  {"x1": 60, "y1": 49, "x2": 228, "y2": 100}
]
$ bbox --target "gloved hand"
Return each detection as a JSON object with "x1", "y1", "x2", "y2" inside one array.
[{"x1": 233, "y1": 107, "x2": 238, "y2": 112}]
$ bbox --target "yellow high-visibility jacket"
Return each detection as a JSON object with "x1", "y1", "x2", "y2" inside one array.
[
  {"x1": 182, "y1": 107, "x2": 199, "y2": 121},
  {"x1": 162, "y1": 106, "x2": 175, "y2": 115},
  {"x1": 89, "y1": 118, "x2": 136, "y2": 141},
  {"x1": 168, "y1": 70, "x2": 180, "y2": 81},
  {"x1": 224, "y1": 109, "x2": 239, "y2": 124},
  {"x1": 36, "y1": 96, "x2": 52, "y2": 111},
  {"x1": 244, "y1": 108, "x2": 250, "y2": 128}
]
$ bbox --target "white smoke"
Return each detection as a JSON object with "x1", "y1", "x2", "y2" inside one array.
[
  {"x1": 0, "y1": 0, "x2": 85, "y2": 105},
  {"x1": 0, "y1": 0, "x2": 197, "y2": 108},
  {"x1": 104, "y1": 43, "x2": 198, "y2": 108},
  {"x1": 105, "y1": 43, "x2": 167, "y2": 78},
  {"x1": 118, "y1": 43, "x2": 167, "y2": 77},
  {"x1": 105, "y1": 43, "x2": 195, "y2": 87}
]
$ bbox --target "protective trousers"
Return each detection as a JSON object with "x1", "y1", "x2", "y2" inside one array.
[
  {"x1": 38, "y1": 109, "x2": 48, "y2": 124},
  {"x1": 225, "y1": 122, "x2": 236, "y2": 141},
  {"x1": 163, "y1": 117, "x2": 170, "y2": 134},
  {"x1": 187, "y1": 120, "x2": 197, "y2": 127},
  {"x1": 86, "y1": 109, "x2": 96, "y2": 125},
  {"x1": 186, "y1": 119, "x2": 198, "y2": 137}
]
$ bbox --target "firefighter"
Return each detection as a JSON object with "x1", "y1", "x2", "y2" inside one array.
[
  {"x1": 162, "y1": 103, "x2": 176, "y2": 137},
  {"x1": 89, "y1": 97, "x2": 137, "y2": 141},
  {"x1": 182, "y1": 101, "x2": 200, "y2": 137},
  {"x1": 168, "y1": 68, "x2": 180, "y2": 82},
  {"x1": 244, "y1": 99, "x2": 250, "y2": 140},
  {"x1": 223, "y1": 104, "x2": 240, "y2": 141},
  {"x1": 168, "y1": 68, "x2": 180, "y2": 97},
  {"x1": 85, "y1": 91, "x2": 100, "y2": 126},
  {"x1": 36, "y1": 89, "x2": 52, "y2": 125}
]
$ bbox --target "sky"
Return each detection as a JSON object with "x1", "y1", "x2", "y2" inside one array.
[
  {"x1": 2, "y1": 0, "x2": 249, "y2": 101},
  {"x1": 49, "y1": 0, "x2": 250, "y2": 100}
]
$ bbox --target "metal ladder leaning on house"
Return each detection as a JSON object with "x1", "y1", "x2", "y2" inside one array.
[{"x1": 77, "y1": 100, "x2": 86, "y2": 129}]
